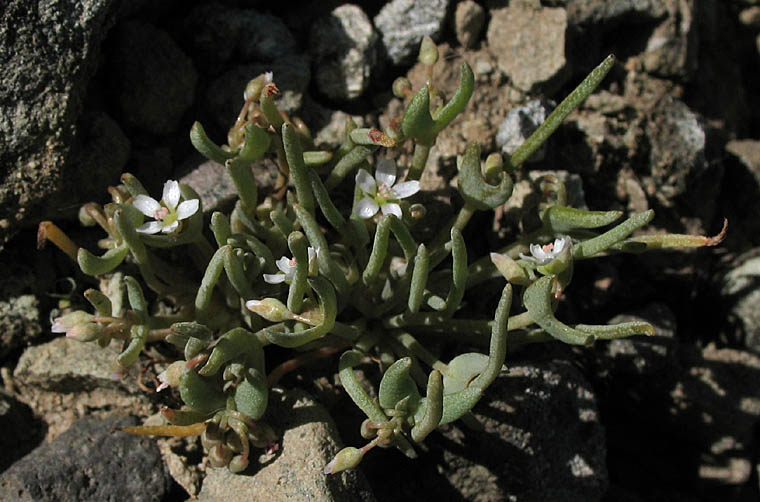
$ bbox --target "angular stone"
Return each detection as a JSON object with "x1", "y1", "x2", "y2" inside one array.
[
  {"x1": 0, "y1": 390, "x2": 41, "y2": 472},
  {"x1": 0, "y1": 0, "x2": 123, "y2": 247},
  {"x1": 565, "y1": 0, "x2": 669, "y2": 26},
  {"x1": 645, "y1": 98, "x2": 707, "y2": 204},
  {"x1": 496, "y1": 98, "x2": 556, "y2": 162},
  {"x1": 310, "y1": 4, "x2": 379, "y2": 101},
  {"x1": 374, "y1": 0, "x2": 450, "y2": 65},
  {"x1": 440, "y1": 359, "x2": 608, "y2": 501},
  {"x1": 722, "y1": 255, "x2": 760, "y2": 354},
  {"x1": 109, "y1": 21, "x2": 197, "y2": 135},
  {"x1": 454, "y1": 0, "x2": 486, "y2": 49},
  {"x1": 0, "y1": 415, "x2": 171, "y2": 502},
  {"x1": 487, "y1": 1, "x2": 570, "y2": 93},
  {"x1": 14, "y1": 336, "x2": 127, "y2": 393},
  {"x1": 198, "y1": 389, "x2": 375, "y2": 502}
]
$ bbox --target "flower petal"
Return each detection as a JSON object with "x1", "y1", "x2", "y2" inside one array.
[
  {"x1": 355, "y1": 169, "x2": 376, "y2": 195},
  {"x1": 263, "y1": 273, "x2": 286, "y2": 284},
  {"x1": 391, "y1": 180, "x2": 420, "y2": 199},
  {"x1": 375, "y1": 158, "x2": 397, "y2": 187},
  {"x1": 275, "y1": 256, "x2": 293, "y2": 274},
  {"x1": 136, "y1": 221, "x2": 164, "y2": 234},
  {"x1": 176, "y1": 199, "x2": 199, "y2": 219},
  {"x1": 380, "y1": 202, "x2": 402, "y2": 219},
  {"x1": 518, "y1": 252, "x2": 536, "y2": 262},
  {"x1": 162, "y1": 180, "x2": 181, "y2": 210},
  {"x1": 161, "y1": 220, "x2": 180, "y2": 233},
  {"x1": 133, "y1": 195, "x2": 161, "y2": 217},
  {"x1": 354, "y1": 197, "x2": 379, "y2": 219}
]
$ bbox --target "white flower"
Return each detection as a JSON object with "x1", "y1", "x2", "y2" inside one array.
[
  {"x1": 133, "y1": 180, "x2": 199, "y2": 234},
  {"x1": 519, "y1": 236, "x2": 572, "y2": 265},
  {"x1": 353, "y1": 158, "x2": 420, "y2": 219},
  {"x1": 263, "y1": 247, "x2": 318, "y2": 284}
]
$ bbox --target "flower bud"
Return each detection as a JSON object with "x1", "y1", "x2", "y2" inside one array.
[
  {"x1": 392, "y1": 77, "x2": 412, "y2": 98},
  {"x1": 324, "y1": 446, "x2": 364, "y2": 475},
  {"x1": 156, "y1": 361, "x2": 186, "y2": 392},
  {"x1": 418, "y1": 36, "x2": 438, "y2": 66},
  {"x1": 246, "y1": 298, "x2": 292, "y2": 322}
]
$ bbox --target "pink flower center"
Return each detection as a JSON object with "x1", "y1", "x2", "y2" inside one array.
[
  {"x1": 542, "y1": 243, "x2": 554, "y2": 253},
  {"x1": 377, "y1": 183, "x2": 393, "y2": 199},
  {"x1": 153, "y1": 207, "x2": 169, "y2": 221},
  {"x1": 288, "y1": 257, "x2": 297, "y2": 267}
]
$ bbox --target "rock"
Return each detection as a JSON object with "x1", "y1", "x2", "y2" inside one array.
[
  {"x1": 309, "y1": 4, "x2": 379, "y2": 101},
  {"x1": 364, "y1": 355, "x2": 608, "y2": 501},
  {"x1": 181, "y1": 5, "x2": 299, "y2": 74},
  {"x1": 374, "y1": 0, "x2": 451, "y2": 65},
  {"x1": 109, "y1": 21, "x2": 197, "y2": 135},
  {"x1": 454, "y1": 0, "x2": 486, "y2": 49},
  {"x1": 13, "y1": 336, "x2": 153, "y2": 440},
  {"x1": 0, "y1": 390, "x2": 41, "y2": 472},
  {"x1": 565, "y1": 0, "x2": 669, "y2": 26},
  {"x1": 198, "y1": 388, "x2": 375, "y2": 502},
  {"x1": 644, "y1": 98, "x2": 707, "y2": 205},
  {"x1": 205, "y1": 58, "x2": 310, "y2": 130},
  {"x1": 726, "y1": 139, "x2": 760, "y2": 187},
  {"x1": 440, "y1": 359, "x2": 608, "y2": 501},
  {"x1": 179, "y1": 157, "x2": 279, "y2": 213},
  {"x1": 496, "y1": 98, "x2": 556, "y2": 162},
  {"x1": 14, "y1": 336, "x2": 128, "y2": 393},
  {"x1": 634, "y1": 0, "x2": 697, "y2": 79},
  {"x1": 61, "y1": 110, "x2": 129, "y2": 207},
  {"x1": 487, "y1": 0, "x2": 570, "y2": 93},
  {"x1": 0, "y1": 0, "x2": 121, "y2": 247},
  {"x1": 0, "y1": 251, "x2": 41, "y2": 360},
  {"x1": 721, "y1": 140, "x2": 760, "y2": 250},
  {"x1": 671, "y1": 345, "x2": 760, "y2": 488},
  {"x1": 0, "y1": 415, "x2": 171, "y2": 502},
  {"x1": 722, "y1": 255, "x2": 760, "y2": 354},
  {"x1": 589, "y1": 304, "x2": 679, "y2": 379}
]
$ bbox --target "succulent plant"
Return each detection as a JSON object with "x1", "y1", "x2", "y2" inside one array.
[{"x1": 39, "y1": 38, "x2": 725, "y2": 474}]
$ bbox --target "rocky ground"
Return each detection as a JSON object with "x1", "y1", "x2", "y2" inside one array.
[{"x1": 2, "y1": 0, "x2": 760, "y2": 501}]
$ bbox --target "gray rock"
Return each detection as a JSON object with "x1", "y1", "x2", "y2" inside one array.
[
  {"x1": 436, "y1": 358, "x2": 608, "y2": 501},
  {"x1": 496, "y1": 98, "x2": 556, "y2": 162},
  {"x1": 635, "y1": 0, "x2": 697, "y2": 79},
  {"x1": 109, "y1": 21, "x2": 197, "y2": 135},
  {"x1": 374, "y1": 0, "x2": 450, "y2": 65},
  {"x1": 0, "y1": 390, "x2": 40, "y2": 472},
  {"x1": 199, "y1": 388, "x2": 375, "y2": 502},
  {"x1": 179, "y1": 157, "x2": 279, "y2": 213},
  {"x1": 0, "y1": 252, "x2": 41, "y2": 360},
  {"x1": 205, "y1": 58, "x2": 310, "y2": 130},
  {"x1": 592, "y1": 303, "x2": 678, "y2": 378},
  {"x1": 726, "y1": 139, "x2": 760, "y2": 188},
  {"x1": 12, "y1": 336, "x2": 154, "y2": 441},
  {"x1": 309, "y1": 4, "x2": 379, "y2": 101},
  {"x1": 0, "y1": 0, "x2": 121, "y2": 247},
  {"x1": 645, "y1": 98, "x2": 707, "y2": 205},
  {"x1": 564, "y1": 0, "x2": 669, "y2": 26},
  {"x1": 454, "y1": 0, "x2": 486, "y2": 49},
  {"x1": 65, "y1": 110, "x2": 130, "y2": 202},
  {"x1": 0, "y1": 415, "x2": 171, "y2": 502},
  {"x1": 671, "y1": 345, "x2": 760, "y2": 488},
  {"x1": 487, "y1": 0, "x2": 570, "y2": 93},
  {"x1": 182, "y1": 5, "x2": 298, "y2": 74},
  {"x1": 722, "y1": 255, "x2": 760, "y2": 354},
  {"x1": 13, "y1": 336, "x2": 128, "y2": 393}
]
